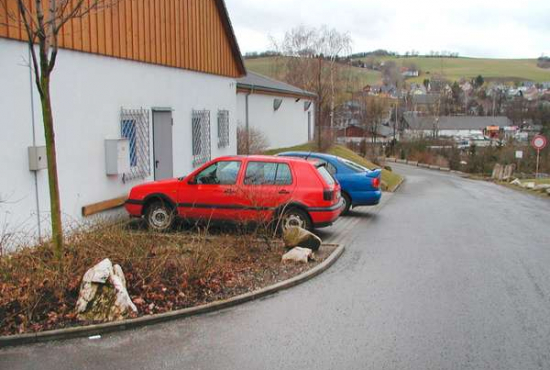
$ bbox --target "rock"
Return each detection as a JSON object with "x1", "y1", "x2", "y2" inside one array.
[
  {"x1": 282, "y1": 247, "x2": 313, "y2": 264},
  {"x1": 523, "y1": 182, "x2": 536, "y2": 189},
  {"x1": 113, "y1": 264, "x2": 127, "y2": 286},
  {"x1": 283, "y1": 226, "x2": 322, "y2": 251},
  {"x1": 76, "y1": 258, "x2": 137, "y2": 322},
  {"x1": 83, "y1": 258, "x2": 113, "y2": 284},
  {"x1": 534, "y1": 184, "x2": 550, "y2": 191},
  {"x1": 547, "y1": 188, "x2": 550, "y2": 196},
  {"x1": 492, "y1": 164, "x2": 504, "y2": 180},
  {"x1": 510, "y1": 178, "x2": 522, "y2": 186},
  {"x1": 502, "y1": 164, "x2": 515, "y2": 180}
]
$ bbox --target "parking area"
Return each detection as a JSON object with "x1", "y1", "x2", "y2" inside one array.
[{"x1": 317, "y1": 193, "x2": 392, "y2": 245}]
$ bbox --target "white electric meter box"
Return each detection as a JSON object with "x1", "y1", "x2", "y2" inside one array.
[
  {"x1": 105, "y1": 138, "x2": 130, "y2": 175},
  {"x1": 28, "y1": 146, "x2": 48, "y2": 171}
]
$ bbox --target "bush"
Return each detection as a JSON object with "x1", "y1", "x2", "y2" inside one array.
[
  {"x1": 0, "y1": 222, "x2": 277, "y2": 335},
  {"x1": 237, "y1": 126, "x2": 269, "y2": 154}
]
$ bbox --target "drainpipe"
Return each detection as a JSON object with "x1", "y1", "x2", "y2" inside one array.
[
  {"x1": 245, "y1": 85, "x2": 254, "y2": 155},
  {"x1": 28, "y1": 46, "x2": 42, "y2": 241}
]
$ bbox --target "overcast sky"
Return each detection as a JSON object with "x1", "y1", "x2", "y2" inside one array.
[{"x1": 225, "y1": 0, "x2": 550, "y2": 59}]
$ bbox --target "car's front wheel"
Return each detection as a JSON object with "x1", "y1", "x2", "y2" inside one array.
[
  {"x1": 145, "y1": 201, "x2": 176, "y2": 232},
  {"x1": 280, "y1": 207, "x2": 312, "y2": 232}
]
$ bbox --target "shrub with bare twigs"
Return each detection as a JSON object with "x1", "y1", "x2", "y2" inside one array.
[
  {"x1": 237, "y1": 126, "x2": 269, "y2": 154},
  {"x1": 0, "y1": 210, "x2": 322, "y2": 336}
]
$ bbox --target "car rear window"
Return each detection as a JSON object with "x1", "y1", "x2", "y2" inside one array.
[
  {"x1": 317, "y1": 166, "x2": 335, "y2": 186},
  {"x1": 338, "y1": 157, "x2": 370, "y2": 173},
  {"x1": 306, "y1": 157, "x2": 337, "y2": 175},
  {"x1": 244, "y1": 162, "x2": 293, "y2": 185}
]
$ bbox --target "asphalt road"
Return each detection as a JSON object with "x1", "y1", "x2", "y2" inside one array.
[{"x1": 2, "y1": 164, "x2": 550, "y2": 370}]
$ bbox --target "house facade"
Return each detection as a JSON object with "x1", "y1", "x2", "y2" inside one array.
[
  {"x1": 236, "y1": 72, "x2": 316, "y2": 149},
  {"x1": 0, "y1": 0, "x2": 245, "y2": 246},
  {"x1": 402, "y1": 114, "x2": 514, "y2": 140}
]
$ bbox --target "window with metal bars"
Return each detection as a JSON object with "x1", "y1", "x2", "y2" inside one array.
[
  {"x1": 217, "y1": 110, "x2": 230, "y2": 148},
  {"x1": 192, "y1": 110, "x2": 211, "y2": 167},
  {"x1": 120, "y1": 108, "x2": 150, "y2": 181}
]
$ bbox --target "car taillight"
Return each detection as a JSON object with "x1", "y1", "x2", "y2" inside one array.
[
  {"x1": 372, "y1": 177, "x2": 380, "y2": 189},
  {"x1": 323, "y1": 189, "x2": 334, "y2": 201}
]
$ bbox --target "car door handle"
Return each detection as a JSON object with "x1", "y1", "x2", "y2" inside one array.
[
  {"x1": 279, "y1": 190, "x2": 290, "y2": 194},
  {"x1": 224, "y1": 189, "x2": 236, "y2": 194}
]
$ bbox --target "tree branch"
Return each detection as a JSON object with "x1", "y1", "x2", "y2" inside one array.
[
  {"x1": 17, "y1": 0, "x2": 43, "y2": 97},
  {"x1": 47, "y1": 0, "x2": 58, "y2": 73}
]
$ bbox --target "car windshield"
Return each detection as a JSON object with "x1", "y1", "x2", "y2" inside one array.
[{"x1": 338, "y1": 157, "x2": 370, "y2": 173}]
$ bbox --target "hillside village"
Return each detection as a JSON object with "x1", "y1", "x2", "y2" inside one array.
[
  {"x1": 334, "y1": 76, "x2": 550, "y2": 146},
  {"x1": 245, "y1": 51, "x2": 550, "y2": 147}
]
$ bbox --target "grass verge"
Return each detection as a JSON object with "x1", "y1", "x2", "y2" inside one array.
[
  {"x1": 518, "y1": 178, "x2": 550, "y2": 185},
  {"x1": 265, "y1": 143, "x2": 403, "y2": 191},
  {"x1": 497, "y1": 181, "x2": 550, "y2": 199}
]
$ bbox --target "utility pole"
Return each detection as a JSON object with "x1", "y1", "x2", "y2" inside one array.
[
  {"x1": 317, "y1": 56, "x2": 323, "y2": 150},
  {"x1": 493, "y1": 90, "x2": 497, "y2": 118},
  {"x1": 330, "y1": 57, "x2": 335, "y2": 131},
  {"x1": 393, "y1": 98, "x2": 398, "y2": 141}
]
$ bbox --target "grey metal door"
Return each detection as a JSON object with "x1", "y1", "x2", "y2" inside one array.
[{"x1": 152, "y1": 110, "x2": 173, "y2": 180}]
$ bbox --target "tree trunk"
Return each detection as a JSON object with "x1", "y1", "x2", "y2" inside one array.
[{"x1": 40, "y1": 75, "x2": 64, "y2": 261}]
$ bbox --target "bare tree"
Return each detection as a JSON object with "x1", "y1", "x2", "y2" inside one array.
[
  {"x1": 365, "y1": 96, "x2": 389, "y2": 145},
  {"x1": 318, "y1": 26, "x2": 352, "y2": 130},
  {"x1": 381, "y1": 60, "x2": 403, "y2": 90},
  {"x1": 1, "y1": 0, "x2": 117, "y2": 262},
  {"x1": 271, "y1": 25, "x2": 352, "y2": 150}
]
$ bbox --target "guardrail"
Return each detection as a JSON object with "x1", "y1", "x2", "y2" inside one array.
[{"x1": 385, "y1": 157, "x2": 463, "y2": 175}]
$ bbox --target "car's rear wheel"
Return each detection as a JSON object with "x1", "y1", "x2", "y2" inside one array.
[
  {"x1": 280, "y1": 208, "x2": 312, "y2": 232},
  {"x1": 341, "y1": 193, "x2": 352, "y2": 215},
  {"x1": 145, "y1": 201, "x2": 176, "y2": 232}
]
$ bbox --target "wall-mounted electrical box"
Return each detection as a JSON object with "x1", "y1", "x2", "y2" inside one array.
[
  {"x1": 105, "y1": 138, "x2": 130, "y2": 175},
  {"x1": 28, "y1": 146, "x2": 48, "y2": 171}
]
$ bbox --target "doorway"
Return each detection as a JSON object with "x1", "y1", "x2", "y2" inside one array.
[{"x1": 152, "y1": 109, "x2": 173, "y2": 180}]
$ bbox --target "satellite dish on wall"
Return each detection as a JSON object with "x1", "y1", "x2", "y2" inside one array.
[{"x1": 273, "y1": 99, "x2": 283, "y2": 111}]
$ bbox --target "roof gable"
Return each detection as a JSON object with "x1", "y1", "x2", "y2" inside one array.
[{"x1": 0, "y1": 0, "x2": 245, "y2": 77}]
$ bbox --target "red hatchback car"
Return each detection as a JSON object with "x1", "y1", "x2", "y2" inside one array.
[{"x1": 125, "y1": 155, "x2": 344, "y2": 232}]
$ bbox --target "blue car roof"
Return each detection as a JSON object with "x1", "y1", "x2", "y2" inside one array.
[
  {"x1": 278, "y1": 151, "x2": 380, "y2": 173},
  {"x1": 278, "y1": 151, "x2": 338, "y2": 161}
]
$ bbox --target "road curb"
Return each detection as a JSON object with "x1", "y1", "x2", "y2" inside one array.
[
  {"x1": 391, "y1": 176, "x2": 405, "y2": 193},
  {"x1": 0, "y1": 243, "x2": 345, "y2": 348}
]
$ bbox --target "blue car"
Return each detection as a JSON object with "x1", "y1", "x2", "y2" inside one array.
[{"x1": 277, "y1": 152, "x2": 382, "y2": 215}]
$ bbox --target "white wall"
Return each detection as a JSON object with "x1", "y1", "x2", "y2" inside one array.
[
  {"x1": 236, "y1": 92, "x2": 314, "y2": 149},
  {"x1": 0, "y1": 38, "x2": 237, "y2": 247},
  {"x1": 439, "y1": 129, "x2": 484, "y2": 138}
]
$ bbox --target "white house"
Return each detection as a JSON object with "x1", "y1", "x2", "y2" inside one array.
[
  {"x1": 236, "y1": 72, "x2": 316, "y2": 150},
  {"x1": 0, "y1": 0, "x2": 245, "y2": 246}
]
